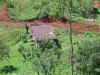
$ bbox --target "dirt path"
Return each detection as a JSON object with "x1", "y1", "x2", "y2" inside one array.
[{"x1": 0, "y1": 7, "x2": 100, "y2": 33}]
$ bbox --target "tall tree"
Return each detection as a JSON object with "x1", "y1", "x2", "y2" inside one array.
[
  {"x1": 67, "y1": 0, "x2": 74, "y2": 75},
  {"x1": 31, "y1": 0, "x2": 50, "y2": 18},
  {"x1": 57, "y1": 0, "x2": 74, "y2": 75}
]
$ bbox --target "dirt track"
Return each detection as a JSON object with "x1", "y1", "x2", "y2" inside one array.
[{"x1": 0, "y1": 7, "x2": 100, "y2": 33}]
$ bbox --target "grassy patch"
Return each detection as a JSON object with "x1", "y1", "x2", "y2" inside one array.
[{"x1": 0, "y1": 25, "x2": 25, "y2": 46}]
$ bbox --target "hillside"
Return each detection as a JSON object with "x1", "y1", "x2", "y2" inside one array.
[
  {"x1": 0, "y1": 0, "x2": 100, "y2": 75},
  {"x1": 0, "y1": 7, "x2": 100, "y2": 33},
  {"x1": 94, "y1": 0, "x2": 100, "y2": 8}
]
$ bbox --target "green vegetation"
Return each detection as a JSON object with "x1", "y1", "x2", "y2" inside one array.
[
  {"x1": 0, "y1": 0, "x2": 6, "y2": 10},
  {"x1": 0, "y1": 25, "x2": 100, "y2": 75},
  {"x1": 0, "y1": 0, "x2": 100, "y2": 24},
  {"x1": 0, "y1": 40, "x2": 9, "y2": 60},
  {"x1": 24, "y1": 22, "x2": 29, "y2": 34},
  {"x1": 5, "y1": 0, "x2": 99, "y2": 23},
  {"x1": 0, "y1": 0, "x2": 100, "y2": 75},
  {"x1": 18, "y1": 38, "x2": 62, "y2": 75},
  {"x1": 77, "y1": 39, "x2": 100, "y2": 75}
]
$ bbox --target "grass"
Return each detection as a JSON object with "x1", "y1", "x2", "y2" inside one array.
[
  {"x1": 55, "y1": 28, "x2": 100, "y2": 54},
  {"x1": 0, "y1": 25, "x2": 25, "y2": 46},
  {"x1": 0, "y1": 25, "x2": 33, "y2": 75},
  {"x1": 0, "y1": 25, "x2": 100, "y2": 75}
]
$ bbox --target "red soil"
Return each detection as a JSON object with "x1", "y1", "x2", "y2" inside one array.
[
  {"x1": 0, "y1": 7, "x2": 24, "y2": 27},
  {"x1": 0, "y1": 7, "x2": 100, "y2": 33},
  {"x1": 94, "y1": 0, "x2": 100, "y2": 8}
]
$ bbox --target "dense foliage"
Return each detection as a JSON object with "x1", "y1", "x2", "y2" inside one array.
[
  {"x1": 18, "y1": 38, "x2": 62, "y2": 75},
  {"x1": 0, "y1": 40, "x2": 9, "y2": 60},
  {"x1": 6, "y1": 0, "x2": 98, "y2": 20},
  {"x1": 77, "y1": 39, "x2": 100, "y2": 75}
]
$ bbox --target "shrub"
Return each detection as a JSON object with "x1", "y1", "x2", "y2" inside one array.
[
  {"x1": 18, "y1": 38, "x2": 62, "y2": 75},
  {"x1": 24, "y1": 22, "x2": 29, "y2": 34},
  {"x1": 76, "y1": 39, "x2": 100, "y2": 75},
  {"x1": 18, "y1": 42, "x2": 33, "y2": 60},
  {"x1": 0, "y1": 65, "x2": 17, "y2": 74},
  {"x1": 82, "y1": 31, "x2": 93, "y2": 37},
  {"x1": 20, "y1": 33, "x2": 29, "y2": 43},
  {"x1": 0, "y1": 40, "x2": 9, "y2": 60},
  {"x1": 32, "y1": 38, "x2": 62, "y2": 75}
]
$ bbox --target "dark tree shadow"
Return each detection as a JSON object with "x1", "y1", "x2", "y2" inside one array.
[{"x1": 0, "y1": 65, "x2": 18, "y2": 74}]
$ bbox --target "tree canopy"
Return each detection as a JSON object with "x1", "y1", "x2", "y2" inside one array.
[{"x1": 6, "y1": 0, "x2": 97, "y2": 20}]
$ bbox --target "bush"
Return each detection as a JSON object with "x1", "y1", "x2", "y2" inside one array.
[
  {"x1": 0, "y1": 0, "x2": 6, "y2": 3},
  {"x1": 18, "y1": 38, "x2": 62, "y2": 75},
  {"x1": 76, "y1": 39, "x2": 100, "y2": 75},
  {"x1": 82, "y1": 31, "x2": 93, "y2": 37},
  {"x1": 20, "y1": 33, "x2": 29, "y2": 43},
  {"x1": 0, "y1": 40, "x2": 9, "y2": 60},
  {"x1": 0, "y1": 65, "x2": 17, "y2": 74},
  {"x1": 18, "y1": 42, "x2": 33, "y2": 60},
  {"x1": 32, "y1": 38, "x2": 62, "y2": 75}
]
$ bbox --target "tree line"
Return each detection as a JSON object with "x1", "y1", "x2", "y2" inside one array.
[{"x1": 6, "y1": 0, "x2": 97, "y2": 20}]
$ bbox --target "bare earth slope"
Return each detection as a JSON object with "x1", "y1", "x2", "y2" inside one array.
[
  {"x1": 0, "y1": 7, "x2": 100, "y2": 33},
  {"x1": 0, "y1": 7, "x2": 24, "y2": 27},
  {"x1": 94, "y1": 0, "x2": 100, "y2": 8}
]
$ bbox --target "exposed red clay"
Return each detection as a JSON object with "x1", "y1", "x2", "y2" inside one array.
[
  {"x1": 94, "y1": 0, "x2": 100, "y2": 8},
  {"x1": 0, "y1": 7, "x2": 100, "y2": 33}
]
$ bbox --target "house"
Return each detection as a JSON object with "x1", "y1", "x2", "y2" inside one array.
[
  {"x1": 30, "y1": 24, "x2": 61, "y2": 48},
  {"x1": 30, "y1": 24, "x2": 56, "y2": 41}
]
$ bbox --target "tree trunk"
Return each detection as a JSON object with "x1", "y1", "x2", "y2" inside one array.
[
  {"x1": 68, "y1": 0, "x2": 74, "y2": 75},
  {"x1": 38, "y1": 71, "x2": 40, "y2": 75},
  {"x1": 24, "y1": 21, "x2": 29, "y2": 34},
  {"x1": 68, "y1": 12, "x2": 73, "y2": 75}
]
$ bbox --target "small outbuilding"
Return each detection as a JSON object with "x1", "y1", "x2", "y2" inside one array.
[{"x1": 30, "y1": 24, "x2": 56, "y2": 40}]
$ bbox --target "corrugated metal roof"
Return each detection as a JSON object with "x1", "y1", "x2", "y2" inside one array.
[{"x1": 30, "y1": 24, "x2": 56, "y2": 40}]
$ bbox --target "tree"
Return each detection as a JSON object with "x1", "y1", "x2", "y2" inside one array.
[
  {"x1": 77, "y1": 0, "x2": 95, "y2": 17},
  {"x1": 0, "y1": 40, "x2": 9, "y2": 60},
  {"x1": 7, "y1": 0, "x2": 96, "y2": 20},
  {"x1": 56, "y1": 0, "x2": 74, "y2": 75},
  {"x1": 77, "y1": 39, "x2": 100, "y2": 75},
  {"x1": 18, "y1": 38, "x2": 62, "y2": 75},
  {"x1": 56, "y1": 0, "x2": 95, "y2": 75},
  {"x1": 7, "y1": 0, "x2": 26, "y2": 19},
  {"x1": 31, "y1": 0, "x2": 51, "y2": 19},
  {"x1": 32, "y1": 39, "x2": 61, "y2": 75}
]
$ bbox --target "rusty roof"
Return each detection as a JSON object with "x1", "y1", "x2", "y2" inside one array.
[{"x1": 30, "y1": 24, "x2": 56, "y2": 40}]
